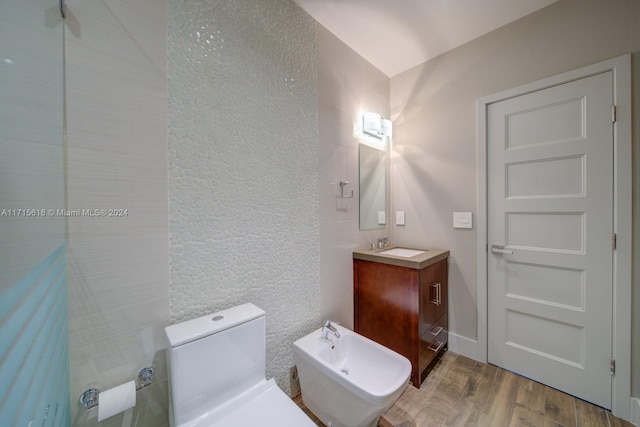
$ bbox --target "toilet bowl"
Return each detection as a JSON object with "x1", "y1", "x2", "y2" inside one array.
[
  {"x1": 165, "y1": 303, "x2": 315, "y2": 427},
  {"x1": 294, "y1": 323, "x2": 411, "y2": 427}
]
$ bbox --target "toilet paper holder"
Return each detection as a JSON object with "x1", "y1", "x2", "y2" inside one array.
[{"x1": 79, "y1": 366, "x2": 154, "y2": 410}]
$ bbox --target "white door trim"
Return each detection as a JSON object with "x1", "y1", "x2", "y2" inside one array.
[{"x1": 476, "y1": 54, "x2": 632, "y2": 421}]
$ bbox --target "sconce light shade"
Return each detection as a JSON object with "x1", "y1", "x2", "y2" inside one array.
[
  {"x1": 381, "y1": 118, "x2": 392, "y2": 141},
  {"x1": 362, "y1": 112, "x2": 382, "y2": 138},
  {"x1": 355, "y1": 112, "x2": 392, "y2": 141}
]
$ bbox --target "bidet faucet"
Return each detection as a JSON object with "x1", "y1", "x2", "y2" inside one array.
[{"x1": 320, "y1": 320, "x2": 340, "y2": 340}]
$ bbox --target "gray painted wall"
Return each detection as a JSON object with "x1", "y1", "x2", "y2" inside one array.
[
  {"x1": 317, "y1": 25, "x2": 391, "y2": 328},
  {"x1": 390, "y1": 0, "x2": 640, "y2": 396}
]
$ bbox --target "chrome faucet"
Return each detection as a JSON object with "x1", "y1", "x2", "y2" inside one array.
[
  {"x1": 320, "y1": 320, "x2": 340, "y2": 340},
  {"x1": 376, "y1": 237, "x2": 391, "y2": 249}
]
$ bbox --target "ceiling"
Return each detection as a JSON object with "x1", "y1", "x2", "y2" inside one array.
[{"x1": 293, "y1": 0, "x2": 559, "y2": 77}]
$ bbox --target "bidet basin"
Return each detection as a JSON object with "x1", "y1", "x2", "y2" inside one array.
[
  {"x1": 379, "y1": 248, "x2": 425, "y2": 257},
  {"x1": 293, "y1": 324, "x2": 410, "y2": 427}
]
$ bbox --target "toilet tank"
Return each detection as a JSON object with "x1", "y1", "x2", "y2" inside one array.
[{"x1": 165, "y1": 303, "x2": 266, "y2": 427}]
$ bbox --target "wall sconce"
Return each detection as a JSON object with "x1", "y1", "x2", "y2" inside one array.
[{"x1": 353, "y1": 112, "x2": 392, "y2": 141}]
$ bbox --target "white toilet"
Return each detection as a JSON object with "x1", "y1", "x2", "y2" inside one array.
[{"x1": 165, "y1": 303, "x2": 316, "y2": 427}]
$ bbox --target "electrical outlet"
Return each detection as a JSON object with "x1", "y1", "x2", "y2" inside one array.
[{"x1": 290, "y1": 365, "x2": 301, "y2": 397}]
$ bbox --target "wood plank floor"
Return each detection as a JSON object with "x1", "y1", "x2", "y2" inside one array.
[{"x1": 294, "y1": 351, "x2": 634, "y2": 427}]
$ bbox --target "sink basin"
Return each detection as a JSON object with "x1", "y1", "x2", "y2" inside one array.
[{"x1": 379, "y1": 248, "x2": 426, "y2": 258}]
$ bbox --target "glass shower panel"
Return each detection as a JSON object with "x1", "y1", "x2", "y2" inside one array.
[{"x1": 0, "y1": 0, "x2": 69, "y2": 425}]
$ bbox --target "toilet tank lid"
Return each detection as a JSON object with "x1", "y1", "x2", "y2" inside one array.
[{"x1": 165, "y1": 303, "x2": 265, "y2": 348}]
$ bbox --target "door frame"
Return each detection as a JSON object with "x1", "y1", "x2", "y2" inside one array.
[{"x1": 476, "y1": 55, "x2": 632, "y2": 420}]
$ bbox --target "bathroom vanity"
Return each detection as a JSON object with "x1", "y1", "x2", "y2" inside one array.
[{"x1": 353, "y1": 247, "x2": 449, "y2": 387}]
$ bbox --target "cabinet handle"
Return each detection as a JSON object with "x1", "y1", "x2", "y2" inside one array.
[
  {"x1": 428, "y1": 340, "x2": 445, "y2": 353},
  {"x1": 428, "y1": 325, "x2": 443, "y2": 336},
  {"x1": 430, "y1": 283, "x2": 437, "y2": 305},
  {"x1": 431, "y1": 283, "x2": 441, "y2": 306}
]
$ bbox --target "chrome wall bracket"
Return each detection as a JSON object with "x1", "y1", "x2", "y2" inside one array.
[
  {"x1": 137, "y1": 366, "x2": 154, "y2": 390},
  {"x1": 79, "y1": 388, "x2": 99, "y2": 410}
]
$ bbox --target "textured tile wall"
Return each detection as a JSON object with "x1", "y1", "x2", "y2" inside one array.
[
  {"x1": 317, "y1": 26, "x2": 390, "y2": 328},
  {"x1": 64, "y1": 0, "x2": 169, "y2": 423},
  {"x1": 167, "y1": 0, "x2": 320, "y2": 394}
]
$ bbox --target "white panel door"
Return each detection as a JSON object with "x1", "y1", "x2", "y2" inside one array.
[{"x1": 487, "y1": 71, "x2": 614, "y2": 408}]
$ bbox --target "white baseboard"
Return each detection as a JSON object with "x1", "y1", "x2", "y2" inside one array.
[
  {"x1": 448, "y1": 333, "x2": 481, "y2": 362},
  {"x1": 631, "y1": 397, "x2": 640, "y2": 426}
]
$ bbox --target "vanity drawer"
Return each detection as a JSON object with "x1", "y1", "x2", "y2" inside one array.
[{"x1": 419, "y1": 314, "x2": 448, "y2": 375}]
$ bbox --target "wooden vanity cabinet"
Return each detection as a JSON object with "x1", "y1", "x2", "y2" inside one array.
[{"x1": 353, "y1": 255, "x2": 448, "y2": 388}]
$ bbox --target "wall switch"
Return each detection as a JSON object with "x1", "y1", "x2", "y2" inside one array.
[
  {"x1": 453, "y1": 212, "x2": 472, "y2": 229},
  {"x1": 396, "y1": 211, "x2": 405, "y2": 226},
  {"x1": 377, "y1": 211, "x2": 386, "y2": 225}
]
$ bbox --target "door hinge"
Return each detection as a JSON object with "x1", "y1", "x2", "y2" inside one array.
[
  {"x1": 611, "y1": 359, "x2": 616, "y2": 375},
  {"x1": 612, "y1": 105, "x2": 617, "y2": 123},
  {"x1": 612, "y1": 233, "x2": 617, "y2": 250}
]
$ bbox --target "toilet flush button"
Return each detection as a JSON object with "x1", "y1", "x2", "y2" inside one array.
[
  {"x1": 212, "y1": 315, "x2": 224, "y2": 321},
  {"x1": 453, "y1": 212, "x2": 472, "y2": 229}
]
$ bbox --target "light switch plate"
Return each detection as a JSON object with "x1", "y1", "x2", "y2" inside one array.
[
  {"x1": 453, "y1": 212, "x2": 472, "y2": 229},
  {"x1": 396, "y1": 211, "x2": 405, "y2": 226},
  {"x1": 378, "y1": 211, "x2": 386, "y2": 225}
]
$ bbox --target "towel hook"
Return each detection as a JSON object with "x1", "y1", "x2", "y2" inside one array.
[{"x1": 337, "y1": 181, "x2": 354, "y2": 199}]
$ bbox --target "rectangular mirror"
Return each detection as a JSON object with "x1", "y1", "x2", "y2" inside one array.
[{"x1": 359, "y1": 143, "x2": 386, "y2": 230}]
